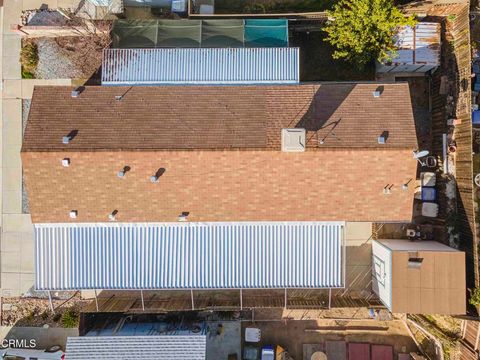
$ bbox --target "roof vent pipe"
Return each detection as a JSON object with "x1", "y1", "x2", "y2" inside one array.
[
  {"x1": 71, "y1": 88, "x2": 80, "y2": 98},
  {"x1": 117, "y1": 166, "x2": 131, "y2": 179},
  {"x1": 108, "y1": 210, "x2": 118, "y2": 221},
  {"x1": 151, "y1": 168, "x2": 166, "y2": 183},
  {"x1": 62, "y1": 136, "x2": 70, "y2": 144},
  {"x1": 62, "y1": 158, "x2": 70, "y2": 167},
  {"x1": 373, "y1": 91, "x2": 381, "y2": 98},
  {"x1": 69, "y1": 210, "x2": 78, "y2": 219}
]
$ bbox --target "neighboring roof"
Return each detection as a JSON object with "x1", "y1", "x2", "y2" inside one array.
[
  {"x1": 378, "y1": 22, "x2": 440, "y2": 73},
  {"x1": 101, "y1": 48, "x2": 300, "y2": 85},
  {"x1": 22, "y1": 149, "x2": 416, "y2": 223},
  {"x1": 22, "y1": 83, "x2": 417, "y2": 151},
  {"x1": 65, "y1": 336, "x2": 206, "y2": 360},
  {"x1": 393, "y1": 23, "x2": 440, "y2": 65},
  {"x1": 111, "y1": 19, "x2": 289, "y2": 48},
  {"x1": 35, "y1": 222, "x2": 344, "y2": 290}
]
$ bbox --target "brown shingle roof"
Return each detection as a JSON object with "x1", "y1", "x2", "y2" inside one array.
[
  {"x1": 22, "y1": 83, "x2": 418, "y2": 223},
  {"x1": 22, "y1": 149, "x2": 416, "y2": 223},
  {"x1": 22, "y1": 83, "x2": 417, "y2": 152}
]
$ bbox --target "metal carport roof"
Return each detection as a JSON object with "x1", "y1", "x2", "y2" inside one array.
[
  {"x1": 65, "y1": 336, "x2": 206, "y2": 360},
  {"x1": 101, "y1": 47, "x2": 300, "y2": 85},
  {"x1": 35, "y1": 222, "x2": 345, "y2": 290}
]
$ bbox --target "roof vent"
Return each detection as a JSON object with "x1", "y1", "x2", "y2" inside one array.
[
  {"x1": 150, "y1": 168, "x2": 166, "y2": 183},
  {"x1": 71, "y1": 86, "x2": 84, "y2": 98},
  {"x1": 178, "y1": 212, "x2": 189, "y2": 222},
  {"x1": 378, "y1": 131, "x2": 389, "y2": 144},
  {"x1": 108, "y1": 210, "x2": 118, "y2": 221},
  {"x1": 69, "y1": 210, "x2": 78, "y2": 219},
  {"x1": 281, "y1": 128, "x2": 306, "y2": 152},
  {"x1": 62, "y1": 130, "x2": 78, "y2": 145},
  {"x1": 373, "y1": 91, "x2": 381, "y2": 98},
  {"x1": 117, "y1": 166, "x2": 131, "y2": 179},
  {"x1": 115, "y1": 95, "x2": 123, "y2": 101},
  {"x1": 61, "y1": 158, "x2": 70, "y2": 167}
]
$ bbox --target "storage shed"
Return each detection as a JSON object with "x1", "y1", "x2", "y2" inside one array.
[
  {"x1": 377, "y1": 22, "x2": 441, "y2": 74},
  {"x1": 372, "y1": 240, "x2": 465, "y2": 314}
]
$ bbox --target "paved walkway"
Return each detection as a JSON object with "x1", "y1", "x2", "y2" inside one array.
[{"x1": 1, "y1": 0, "x2": 74, "y2": 297}]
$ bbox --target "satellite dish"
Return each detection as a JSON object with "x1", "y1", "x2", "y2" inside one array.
[{"x1": 413, "y1": 150, "x2": 429, "y2": 159}]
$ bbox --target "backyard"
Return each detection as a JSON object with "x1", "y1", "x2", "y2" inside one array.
[{"x1": 291, "y1": 29, "x2": 375, "y2": 81}]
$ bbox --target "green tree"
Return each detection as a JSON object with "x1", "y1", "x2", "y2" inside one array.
[{"x1": 324, "y1": 0, "x2": 416, "y2": 67}]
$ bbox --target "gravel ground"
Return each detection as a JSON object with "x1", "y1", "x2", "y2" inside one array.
[
  {"x1": 34, "y1": 38, "x2": 84, "y2": 80},
  {"x1": 22, "y1": 99, "x2": 31, "y2": 214}
]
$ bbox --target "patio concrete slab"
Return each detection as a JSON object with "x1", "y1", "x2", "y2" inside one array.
[
  {"x1": 3, "y1": 98, "x2": 22, "y2": 127},
  {"x1": 3, "y1": 1, "x2": 22, "y2": 34},
  {"x1": 2, "y1": 189, "x2": 22, "y2": 214},
  {"x1": 1, "y1": 232, "x2": 22, "y2": 253},
  {"x1": 1, "y1": 273, "x2": 21, "y2": 297},
  {"x1": 345, "y1": 222, "x2": 373, "y2": 242},
  {"x1": 3, "y1": 79, "x2": 22, "y2": 99},
  {"x1": 21, "y1": 78, "x2": 72, "y2": 99},
  {"x1": 2, "y1": 214, "x2": 32, "y2": 233},
  {"x1": 3, "y1": 34, "x2": 20, "y2": 56},
  {"x1": 2, "y1": 166, "x2": 22, "y2": 192},
  {"x1": 1, "y1": 249, "x2": 21, "y2": 273}
]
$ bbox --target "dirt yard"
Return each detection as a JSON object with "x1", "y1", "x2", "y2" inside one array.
[
  {"x1": 1, "y1": 294, "x2": 90, "y2": 327},
  {"x1": 242, "y1": 318, "x2": 417, "y2": 360}
]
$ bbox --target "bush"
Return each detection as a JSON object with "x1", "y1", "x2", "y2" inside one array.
[
  {"x1": 60, "y1": 309, "x2": 79, "y2": 328},
  {"x1": 470, "y1": 288, "x2": 480, "y2": 306},
  {"x1": 324, "y1": 0, "x2": 416, "y2": 68},
  {"x1": 20, "y1": 41, "x2": 38, "y2": 74}
]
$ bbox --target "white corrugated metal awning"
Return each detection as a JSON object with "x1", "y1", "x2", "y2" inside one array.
[
  {"x1": 35, "y1": 222, "x2": 344, "y2": 290},
  {"x1": 65, "y1": 336, "x2": 206, "y2": 360},
  {"x1": 378, "y1": 22, "x2": 440, "y2": 73},
  {"x1": 101, "y1": 48, "x2": 300, "y2": 85}
]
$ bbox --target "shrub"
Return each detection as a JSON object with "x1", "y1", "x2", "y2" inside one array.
[
  {"x1": 60, "y1": 309, "x2": 79, "y2": 328},
  {"x1": 470, "y1": 288, "x2": 480, "y2": 306},
  {"x1": 20, "y1": 41, "x2": 38, "y2": 74},
  {"x1": 324, "y1": 0, "x2": 416, "y2": 68}
]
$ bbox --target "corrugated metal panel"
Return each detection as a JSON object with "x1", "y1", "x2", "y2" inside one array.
[
  {"x1": 65, "y1": 336, "x2": 206, "y2": 360},
  {"x1": 35, "y1": 222, "x2": 344, "y2": 290},
  {"x1": 378, "y1": 22, "x2": 440, "y2": 73},
  {"x1": 101, "y1": 48, "x2": 299, "y2": 85}
]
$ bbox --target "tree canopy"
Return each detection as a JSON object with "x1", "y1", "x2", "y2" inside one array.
[{"x1": 324, "y1": 0, "x2": 416, "y2": 67}]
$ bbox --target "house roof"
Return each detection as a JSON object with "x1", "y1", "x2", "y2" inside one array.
[
  {"x1": 35, "y1": 222, "x2": 344, "y2": 290},
  {"x1": 22, "y1": 149, "x2": 416, "y2": 223},
  {"x1": 22, "y1": 83, "x2": 417, "y2": 152},
  {"x1": 22, "y1": 83, "x2": 417, "y2": 223}
]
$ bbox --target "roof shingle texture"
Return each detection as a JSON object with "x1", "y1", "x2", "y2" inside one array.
[
  {"x1": 22, "y1": 83, "x2": 418, "y2": 223},
  {"x1": 22, "y1": 149, "x2": 416, "y2": 223},
  {"x1": 22, "y1": 83, "x2": 417, "y2": 151}
]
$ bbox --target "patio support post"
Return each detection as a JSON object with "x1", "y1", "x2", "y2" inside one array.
[
  {"x1": 240, "y1": 289, "x2": 243, "y2": 310},
  {"x1": 191, "y1": 289, "x2": 195, "y2": 310},
  {"x1": 48, "y1": 291, "x2": 55, "y2": 313},
  {"x1": 328, "y1": 288, "x2": 332, "y2": 309},
  {"x1": 94, "y1": 289, "x2": 99, "y2": 312},
  {"x1": 284, "y1": 288, "x2": 287, "y2": 309},
  {"x1": 140, "y1": 290, "x2": 145, "y2": 311}
]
